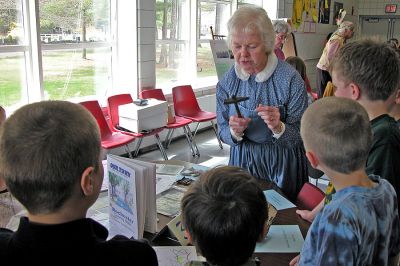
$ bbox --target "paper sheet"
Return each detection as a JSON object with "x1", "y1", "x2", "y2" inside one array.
[
  {"x1": 153, "y1": 246, "x2": 198, "y2": 266},
  {"x1": 264, "y1": 190, "x2": 296, "y2": 210},
  {"x1": 255, "y1": 225, "x2": 304, "y2": 253},
  {"x1": 156, "y1": 174, "x2": 177, "y2": 195}
]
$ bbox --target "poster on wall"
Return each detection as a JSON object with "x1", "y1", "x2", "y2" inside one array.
[
  {"x1": 318, "y1": 0, "x2": 331, "y2": 24},
  {"x1": 333, "y1": 2, "x2": 344, "y2": 25}
]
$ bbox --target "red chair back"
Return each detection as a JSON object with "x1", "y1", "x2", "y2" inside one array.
[
  {"x1": 172, "y1": 85, "x2": 202, "y2": 117},
  {"x1": 80, "y1": 100, "x2": 112, "y2": 138},
  {"x1": 140, "y1": 89, "x2": 166, "y2": 101},
  {"x1": 296, "y1": 182, "x2": 325, "y2": 211},
  {"x1": 107, "y1": 94, "x2": 134, "y2": 128}
]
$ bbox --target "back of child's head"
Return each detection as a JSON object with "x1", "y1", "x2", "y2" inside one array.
[
  {"x1": 181, "y1": 166, "x2": 268, "y2": 266},
  {"x1": 285, "y1": 56, "x2": 306, "y2": 81},
  {"x1": 301, "y1": 97, "x2": 372, "y2": 174},
  {"x1": 331, "y1": 38, "x2": 400, "y2": 101},
  {"x1": 0, "y1": 101, "x2": 101, "y2": 214},
  {"x1": 0, "y1": 105, "x2": 5, "y2": 124}
]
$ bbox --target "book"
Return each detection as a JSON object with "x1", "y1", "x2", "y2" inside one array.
[{"x1": 107, "y1": 154, "x2": 157, "y2": 239}]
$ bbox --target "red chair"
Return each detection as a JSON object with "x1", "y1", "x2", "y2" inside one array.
[
  {"x1": 172, "y1": 85, "x2": 223, "y2": 149},
  {"x1": 107, "y1": 94, "x2": 168, "y2": 160},
  {"x1": 79, "y1": 100, "x2": 136, "y2": 158},
  {"x1": 140, "y1": 89, "x2": 200, "y2": 157},
  {"x1": 295, "y1": 182, "x2": 325, "y2": 211}
]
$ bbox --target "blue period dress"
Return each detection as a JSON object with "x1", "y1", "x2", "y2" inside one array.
[{"x1": 216, "y1": 54, "x2": 308, "y2": 200}]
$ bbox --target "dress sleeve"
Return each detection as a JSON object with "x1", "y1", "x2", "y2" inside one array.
[{"x1": 275, "y1": 72, "x2": 308, "y2": 146}]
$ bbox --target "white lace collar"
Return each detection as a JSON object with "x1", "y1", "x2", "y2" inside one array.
[{"x1": 234, "y1": 53, "x2": 278, "y2": 82}]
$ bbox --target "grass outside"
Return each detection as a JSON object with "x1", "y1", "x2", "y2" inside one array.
[
  {"x1": 1, "y1": 45, "x2": 218, "y2": 108},
  {"x1": 0, "y1": 49, "x2": 111, "y2": 108}
]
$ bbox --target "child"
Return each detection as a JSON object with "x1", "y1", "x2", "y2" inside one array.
[
  {"x1": 297, "y1": 38, "x2": 400, "y2": 222},
  {"x1": 181, "y1": 166, "x2": 268, "y2": 266},
  {"x1": 0, "y1": 101, "x2": 158, "y2": 265},
  {"x1": 285, "y1": 56, "x2": 317, "y2": 104},
  {"x1": 290, "y1": 97, "x2": 400, "y2": 265}
]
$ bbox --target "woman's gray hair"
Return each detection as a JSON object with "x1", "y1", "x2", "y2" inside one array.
[
  {"x1": 337, "y1": 21, "x2": 354, "y2": 35},
  {"x1": 227, "y1": 5, "x2": 275, "y2": 54},
  {"x1": 272, "y1": 20, "x2": 290, "y2": 34}
]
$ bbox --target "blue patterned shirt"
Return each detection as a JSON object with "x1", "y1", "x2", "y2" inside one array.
[{"x1": 299, "y1": 175, "x2": 400, "y2": 265}]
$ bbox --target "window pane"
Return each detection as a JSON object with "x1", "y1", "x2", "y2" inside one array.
[
  {"x1": 39, "y1": 0, "x2": 111, "y2": 44},
  {"x1": 238, "y1": 0, "x2": 263, "y2": 6},
  {"x1": 156, "y1": 0, "x2": 190, "y2": 90},
  {"x1": 0, "y1": 0, "x2": 25, "y2": 45},
  {"x1": 199, "y1": 1, "x2": 230, "y2": 40},
  {"x1": 0, "y1": 52, "x2": 27, "y2": 108},
  {"x1": 42, "y1": 48, "x2": 111, "y2": 100},
  {"x1": 197, "y1": 42, "x2": 217, "y2": 79},
  {"x1": 155, "y1": 42, "x2": 188, "y2": 88}
]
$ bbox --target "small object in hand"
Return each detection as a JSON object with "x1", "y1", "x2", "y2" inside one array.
[
  {"x1": 133, "y1": 98, "x2": 148, "y2": 106},
  {"x1": 177, "y1": 177, "x2": 194, "y2": 186},
  {"x1": 224, "y1": 96, "x2": 249, "y2": 118}
]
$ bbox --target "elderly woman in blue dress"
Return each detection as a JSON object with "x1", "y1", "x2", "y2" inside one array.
[{"x1": 216, "y1": 5, "x2": 308, "y2": 200}]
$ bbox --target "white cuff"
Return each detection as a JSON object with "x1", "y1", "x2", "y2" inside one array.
[
  {"x1": 272, "y1": 122, "x2": 286, "y2": 139},
  {"x1": 230, "y1": 127, "x2": 244, "y2": 142}
]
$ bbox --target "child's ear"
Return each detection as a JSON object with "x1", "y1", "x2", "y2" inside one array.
[
  {"x1": 395, "y1": 89, "x2": 400, "y2": 104},
  {"x1": 305, "y1": 151, "x2": 319, "y2": 169},
  {"x1": 81, "y1": 166, "x2": 95, "y2": 196},
  {"x1": 184, "y1": 229, "x2": 193, "y2": 244},
  {"x1": 349, "y1": 83, "x2": 361, "y2": 100}
]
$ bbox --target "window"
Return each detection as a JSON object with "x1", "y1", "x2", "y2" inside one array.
[
  {"x1": 0, "y1": 0, "x2": 117, "y2": 111},
  {"x1": 39, "y1": 0, "x2": 112, "y2": 101},
  {"x1": 0, "y1": 0, "x2": 28, "y2": 109}
]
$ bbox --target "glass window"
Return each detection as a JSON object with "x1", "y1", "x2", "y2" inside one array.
[
  {"x1": 0, "y1": 0, "x2": 28, "y2": 109},
  {"x1": 39, "y1": 0, "x2": 112, "y2": 101},
  {"x1": 0, "y1": 52, "x2": 27, "y2": 108},
  {"x1": 155, "y1": 0, "x2": 190, "y2": 91},
  {"x1": 39, "y1": 0, "x2": 111, "y2": 44},
  {"x1": 42, "y1": 48, "x2": 111, "y2": 100}
]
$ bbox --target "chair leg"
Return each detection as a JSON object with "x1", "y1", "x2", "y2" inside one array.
[
  {"x1": 125, "y1": 144, "x2": 133, "y2": 159},
  {"x1": 134, "y1": 138, "x2": 143, "y2": 157},
  {"x1": 211, "y1": 120, "x2": 223, "y2": 149},
  {"x1": 183, "y1": 125, "x2": 197, "y2": 157},
  {"x1": 193, "y1": 122, "x2": 200, "y2": 138},
  {"x1": 154, "y1": 134, "x2": 169, "y2": 160},
  {"x1": 166, "y1": 128, "x2": 175, "y2": 149},
  {"x1": 164, "y1": 129, "x2": 173, "y2": 148},
  {"x1": 185, "y1": 125, "x2": 200, "y2": 157}
]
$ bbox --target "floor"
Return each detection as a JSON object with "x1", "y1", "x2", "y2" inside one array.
[{"x1": 0, "y1": 128, "x2": 328, "y2": 229}]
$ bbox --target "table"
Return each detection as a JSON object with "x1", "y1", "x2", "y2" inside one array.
[{"x1": 152, "y1": 160, "x2": 311, "y2": 266}]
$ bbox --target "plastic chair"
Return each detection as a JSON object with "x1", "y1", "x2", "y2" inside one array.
[
  {"x1": 79, "y1": 100, "x2": 136, "y2": 158},
  {"x1": 295, "y1": 182, "x2": 325, "y2": 211},
  {"x1": 140, "y1": 89, "x2": 200, "y2": 157},
  {"x1": 172, "y1": 85, "x2": 223, "y2": 149},
  {"x1": 107, "y1": 94, "x2": 168, "y2": 160}
]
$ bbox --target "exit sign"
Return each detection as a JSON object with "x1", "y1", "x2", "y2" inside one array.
[{"x1": 385, "y1": 4, "x2": 397, "y2": 13}]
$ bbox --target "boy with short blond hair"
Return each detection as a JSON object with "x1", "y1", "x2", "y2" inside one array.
[{"x1": 290, "y1": 97, "x2": 400, "y2": 266}]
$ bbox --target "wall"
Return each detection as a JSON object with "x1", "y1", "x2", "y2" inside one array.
[{"x1": 358, "y1": 0, "x2": 400, "y2": 16}]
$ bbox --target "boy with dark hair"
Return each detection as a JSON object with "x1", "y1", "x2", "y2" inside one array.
[
  {"x1": 181, "y1": 166, "x2": 268, "y2": 266},
  {"x1": 297, "y1": 38, "x2": 400, "y2": 222},
  {"x1": 0, "y1": 101, "x2": 158, "y2": 265},
  {"x1": 290, "y1": 97, "x2": 400, "y2": 266}
]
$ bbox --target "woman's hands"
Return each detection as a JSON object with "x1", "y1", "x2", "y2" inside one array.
[
  {"x1": 256, "y1": 105, "x2": 282, "y2": 134},
  {"x1": 229, "y1": 115, "x2": 251, "y2": 137}
]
